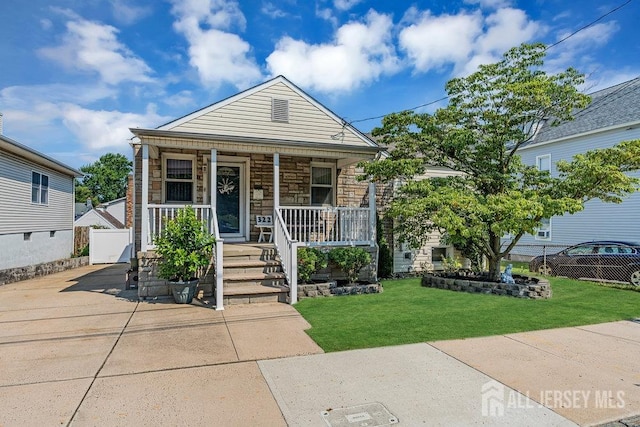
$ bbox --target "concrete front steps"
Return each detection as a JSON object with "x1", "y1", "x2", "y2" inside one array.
[{"x1": 221, "y1": 243, "x2": 289, "y2": 305}]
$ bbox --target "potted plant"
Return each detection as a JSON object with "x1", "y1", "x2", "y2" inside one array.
[{"x1": 154, "y1": 206, "x2": 215, "y2": 304}]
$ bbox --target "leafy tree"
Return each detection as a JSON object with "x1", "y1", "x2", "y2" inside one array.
[
  {"x1": 363, "y1": 43, "x2": 640, "y2": 281},
  {"x1": 78, "y1": 153, "x2": 132, "y2": 203},
  {"x1": 74, "y1": 182, "x2": 97, "y2": 206}
]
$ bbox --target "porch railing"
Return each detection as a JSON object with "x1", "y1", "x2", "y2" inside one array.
[
  {"x1": 146, "y1": 204, "x2": 212, "y2": 248},
  {"x1": 211, "y1": 209, "x2": 224, "y2": 311},
  {"x1": 274, "y1": 210, "x2": 298, "y2": 304},
  {"x1": 279, "y1": 206, "x2": 372, "y2": 246}
]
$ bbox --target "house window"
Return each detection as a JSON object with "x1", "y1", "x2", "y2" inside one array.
[
  {"x1": 536, "y1": 154, "x2": 551, "y2": 172},
  {"x1": 534, "y1": 154, "x2": 552, "y2": 240},
  {"x1": 432, "y1": 247, "x2": 448, "y2": 262},
  {"x1": 272, "y1": 98, "x2": 289, "y2": 123},
  {"x1": 31, "y1": 171, "x2": 49, "y2": 205},
  {"x1": 163, "y1": 155, "x2": 195, "y2": 203},
  {"x1": 310, "y1": 163, "x2": 335, "y2": 206},
  {"x1": 536, "y1": 217, "x2": 551, "y2": 240}
]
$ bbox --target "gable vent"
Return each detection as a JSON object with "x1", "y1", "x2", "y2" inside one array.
[{"x1": 272, "y1": 98, "x2": 289, "y2": 123}]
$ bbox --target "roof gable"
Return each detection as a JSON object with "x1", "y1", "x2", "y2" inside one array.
[{"x1": 158, "y1": 76, "x2": 376, "y2": 148}]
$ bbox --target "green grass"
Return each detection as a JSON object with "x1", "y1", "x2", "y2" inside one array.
[{"x1": 295, "y1": 277, "x2": 640, "y2": 352}]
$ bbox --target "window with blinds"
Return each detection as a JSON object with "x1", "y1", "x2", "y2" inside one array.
[{"x1": 165, "y1": 157, "x2": 194, "y2": 203}]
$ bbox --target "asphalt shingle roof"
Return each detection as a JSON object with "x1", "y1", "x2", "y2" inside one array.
[{"x1": 527, "y1": 77, "x2": 640, "y2": 146}]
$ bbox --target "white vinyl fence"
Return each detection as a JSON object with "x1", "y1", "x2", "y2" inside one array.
[{"x1": 89, "y1": 228, "x2": 133, "y2": 264}]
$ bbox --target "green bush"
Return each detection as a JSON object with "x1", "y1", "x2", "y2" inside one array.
[
  {"x1": 298, "y1": 247, "x2": 328, "y2": 283},
  {"x1": 154, "y1": 206, "x2": 215, "y2": 282},
  {"x1": 329, "y1": 247, "x2": 372, "y2": 284}
]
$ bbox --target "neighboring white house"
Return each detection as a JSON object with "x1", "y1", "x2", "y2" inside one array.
[
  {"x1": 514, "y1": 77, "x2": 640, "y2": 250},
  {"x1": 98, "y1": 197, "x2": 126, "y2": 225},
  {"x1": 0, "y1": 133, "x2": 82, "y2": 270},
  {"x1": 74, "y1": 197, "x2": 126, "y2": 229},
  {"x1": 74, "y1": 208, "x2": 125, "y2": 229},
  {"x1": 391, "y1": 167, "x2": 464, "y2": 274}
]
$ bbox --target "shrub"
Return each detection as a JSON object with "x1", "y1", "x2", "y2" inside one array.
[
  {"x1": 297, "y1": 247, "x2": 328, "y2": 283},
  {"x1": 329, "y1": 247, "x2": 372, "y2": 284},
  {"x1": 154, "y1": 206, "x2": 215, "y2": 282}
]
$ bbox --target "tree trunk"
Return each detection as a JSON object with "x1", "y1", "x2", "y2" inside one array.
[
  {"x1": 488, "y1": 257, "x2": 502, "y2": 282},
  {"x1": 487, "y1": 234, "x2": 503, "y2": 281}
]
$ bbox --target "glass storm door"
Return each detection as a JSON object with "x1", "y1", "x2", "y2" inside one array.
[{"x1": 216, "y1": 163, "x2": 245, "y2": 239}]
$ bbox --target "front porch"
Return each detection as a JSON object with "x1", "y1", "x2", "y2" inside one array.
[{"x1": 134, "y1": 145, "x2": 379, "y2": 310}]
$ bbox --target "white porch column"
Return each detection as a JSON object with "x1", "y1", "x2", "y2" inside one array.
[
  {"x1": 369, "y1": 182, "x2": 376, "y2": 246},
  {"x1": 211, "y1": 149, "x2": 224, "y2": 311},
  {"x1": 140, "y1": 144, "x2": 149, "y2": 252},
  {"x1": 273, "y1": 152, "x2": 280, "y2": 212},
  {"x1": 210, "y1": 149, "x2": 217, "y2": 212}
]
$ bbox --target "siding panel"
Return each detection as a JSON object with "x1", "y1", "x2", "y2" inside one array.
[
  {"x1": 171, "y1": 83, "x2": 369, "y2": 147},
  {"x1": 515, "y1": 127, "x2": 640, "y2": 249},
  {"x1": 0, "y1": 151, "x2": 74, "y2": 235}
]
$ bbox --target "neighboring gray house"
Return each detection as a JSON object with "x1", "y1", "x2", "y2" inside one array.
[
  {"x1": 0, "y1": 133, "x2": 82, "y2": 270},
  {"x1": 514, "y1": 77, "x2": 640, "y2": 250}
]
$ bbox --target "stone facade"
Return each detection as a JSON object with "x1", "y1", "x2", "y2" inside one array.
[
  {"x1": 421, "y1": 274, "x2": 551, "y2": 299},
  {"x1": 133, "y1": 146, "x2": 376, "y2": 250},
  {"x1": 0, "y1": 256, "x2": 89, "y2": 286},
  {"x1": 136, "y1": 250, "x2": 215, "y2": 299}
]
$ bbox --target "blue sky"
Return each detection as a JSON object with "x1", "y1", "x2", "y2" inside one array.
[{"x1": 1, "y1": 0, "x2": 638, "y2": 168}]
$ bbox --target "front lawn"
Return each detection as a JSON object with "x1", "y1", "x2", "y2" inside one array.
[{"x1": 295, "y1": 277, "x2": 640, "y2": 352}]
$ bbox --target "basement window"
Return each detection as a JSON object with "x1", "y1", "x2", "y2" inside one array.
[{"x1": 272, "y1": 98, "x2": 289, "y2": 123}]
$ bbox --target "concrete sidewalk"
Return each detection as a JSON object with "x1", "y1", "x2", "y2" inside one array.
[{"x1": 1, "y1": 264, "x2": 638, "y2": 426}]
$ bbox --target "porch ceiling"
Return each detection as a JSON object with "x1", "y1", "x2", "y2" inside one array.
[{"x1": 130, "y1": 128, "x2": 384, "y2": 161}]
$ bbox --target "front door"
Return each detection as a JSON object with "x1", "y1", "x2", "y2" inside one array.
[{"x1": 216, "y1": 162, "x2": 246, "y2": 240}]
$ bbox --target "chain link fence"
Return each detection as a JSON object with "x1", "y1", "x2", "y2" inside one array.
[{"x1": 505, "y1": 242, "x2": 640, "y2": 287}]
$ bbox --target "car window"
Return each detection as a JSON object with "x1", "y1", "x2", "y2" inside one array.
[
  {"x1": 566, "y1": 245, "x2": 595, "y2": 255},
  {"x1": 597, "y1": 246, "x2": 615, "y2": 254},
  {"x1": 617, "y1": 246, "x2": 635, "y2": 254}
]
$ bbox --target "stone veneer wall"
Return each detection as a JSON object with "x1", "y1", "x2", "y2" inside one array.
[
  {"x1": 137, "y1": 250, "x2": 215, "y2": 299},
  {"x1": 421, "y1": 274, "x2": 551, "y2": 299},
  {"x1": 0, "y1": 256, "x2": 89, "y2": 286}
]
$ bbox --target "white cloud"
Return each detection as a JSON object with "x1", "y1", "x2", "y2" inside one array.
[
  {"x1": 399, "y1": 10, "x2": 483, "y2": 72},
  {"x1": 266, "y1": 10, "x2": 399, "y2": 92},
  {"x1": 170, "y1": 0, "x2": 262, "y2": 89},
  {"x1": 546, "y1": 21, "x2": 619, "y2": 73},
  {"x1": 399, "y1": 6, "x2": 541, "y2": 76},
  {"x1": 458, "y1": 7, "x2": 541, "y2": 75},
  {"x1": 261, "y1": 2, "x2": 287, "y2": 18},
  {"x1": 463, "y1": 0, "x2": 512, "y2": 9},
  {"x1": 334, "y1": 0, "x2": 363, "y2": 11},
  {"x1": 39, "y1": 18, "x2": 154, "y2": 85},
  {"x1": 60, "y1": 104, "x2": 169, "y2": 150},
  {"x1": 110, "y1": 0, "x2": 152, "y2": 25}
]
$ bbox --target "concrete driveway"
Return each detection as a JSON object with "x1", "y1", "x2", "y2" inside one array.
[{"x1": 1, "y1": 264, "x2": 639, "y2": 426}]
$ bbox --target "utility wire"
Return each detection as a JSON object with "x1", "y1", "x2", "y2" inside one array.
[{"x1": 346, "y1": 0, "x2": 633, "y2": 126}]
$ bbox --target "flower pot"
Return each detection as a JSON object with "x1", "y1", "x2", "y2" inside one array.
[{"x1": 169, "y1": 279, "x2": 199, "y2": 304}]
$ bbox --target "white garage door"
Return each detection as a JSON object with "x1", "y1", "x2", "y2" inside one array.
[{"x1": 90, "y1": 228, "x2": 133, "y2": 264}]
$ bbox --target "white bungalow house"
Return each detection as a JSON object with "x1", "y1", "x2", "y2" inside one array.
[
  {"x1": 513, "y1": 77, "x2": 640, "y2": 253},
  {"x1": 130, "y1": 76, "x2": 383, "y2": 309},
  {"x1": 0, "y1": 132, "x2": 82, "y2": 271}
]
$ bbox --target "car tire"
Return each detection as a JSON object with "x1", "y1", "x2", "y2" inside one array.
[
  {"x1": 630, "y1": 269, "x2": 640, "y2": 287},
  {"x1": 537, "y1": 265, "x2": 553, "y2": 276}
]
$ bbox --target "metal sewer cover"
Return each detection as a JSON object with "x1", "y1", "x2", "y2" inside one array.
[{"x1": 320, "y1": 402, "x2": 399, "y2": 426}]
